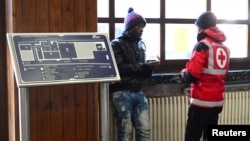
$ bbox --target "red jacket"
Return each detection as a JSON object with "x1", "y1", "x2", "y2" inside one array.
[{"x1": 185, "y1": 27, "x2": 230, "y2": 108}]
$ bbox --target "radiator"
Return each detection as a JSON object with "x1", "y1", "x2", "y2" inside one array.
[
  {"x1": 219, "y1": 91, "x2": 250, "y2": 124},
  {"x1": 109, "y1": 91, "x2": 250, "y2": 141}
]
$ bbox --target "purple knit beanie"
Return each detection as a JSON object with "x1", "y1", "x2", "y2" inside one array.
[{"x1": 124, "y1": 7, "x2": 146, "y2": 31}]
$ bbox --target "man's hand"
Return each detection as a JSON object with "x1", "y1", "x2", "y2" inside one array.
[
  {"x1": 180, "y1": 68, "x2": 186, "y2": 78},
  {"x1": 147, "y1": 60, "x2": 160, "y2": 70}
]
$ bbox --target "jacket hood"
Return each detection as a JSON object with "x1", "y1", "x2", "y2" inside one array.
[{"x1": 202, "y1": 26, "x2": 226, "y2": 42}]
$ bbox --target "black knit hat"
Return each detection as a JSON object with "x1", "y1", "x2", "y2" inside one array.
[
  {"x1": 124, "y1": 7, "x2": 146, "y2": 31},
  {"x1": 195, "y1": 11, "x2": 217, "y2": 29}
]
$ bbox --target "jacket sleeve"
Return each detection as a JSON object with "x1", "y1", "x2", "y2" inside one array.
[
  {"x1": 183, "y1": 71, "x2": 198, "y2": 83},
  {"x1": 185, "y1": 42, "x2": 208, "y2": 80},
  {"x1": 111, "y1": 39, "x2": 152, "y2": 78}
]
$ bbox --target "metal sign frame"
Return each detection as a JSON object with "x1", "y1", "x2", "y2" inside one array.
[
  {"x1": 7, "y1": 32, "x2": 120, "y2": 87},
  {"x1": 7, "y1": 32, "x2": 120, "y2": 141}
]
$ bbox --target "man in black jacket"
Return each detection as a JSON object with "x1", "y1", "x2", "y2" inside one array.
[{"x1": 109, "y1": 7, "x2": 160, "y2": 141}]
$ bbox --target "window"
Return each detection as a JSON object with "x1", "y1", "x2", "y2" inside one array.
[{"x1": 98, "y1": 0, "x2": 250, "y2": 72}]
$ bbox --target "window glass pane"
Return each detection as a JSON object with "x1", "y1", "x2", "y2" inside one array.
[
  {"x1": 165, "y1": 24, "x2": 248, "y2": 60},
  {"x1": 97, "y1": 0, "x2": 109, "y2": 17},
  {"x1": 115, "y1": 0, "x2": 160, "y2": 18},
  {"x1": 98, "y1": 23, "x2": 109, "y2": 36},
  {"x1": 217, "y1": 24, "x2": 248, "y2": 58},
  {"x1": 165, "y1": 24, "x2": 197, "y2": 60},
  {"x1": 142, "y1": 24, "x2": 160, "y2": 61},
  {"x1": 115, "y1": 24, "x2": 125, "y2": 38},
  {"x1": 211, "y1": 0, "x2": 248, "y2": 20},
  {"x1": 115, "y1": 24, "x2": 160, "y2": 61},
  {"x1": 165, "y1": 0, "x2": 206, "y2": 19}
]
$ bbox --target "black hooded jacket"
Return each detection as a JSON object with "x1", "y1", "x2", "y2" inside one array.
[{"x1": 109, "y1": 32, "x2": 152, "y2": 93}]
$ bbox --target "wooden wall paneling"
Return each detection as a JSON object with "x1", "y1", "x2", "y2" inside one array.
[
  {"x1": 62, "y1": 84, "x2": 76, "y2": 141},
  {"x1": 87, "y1": 83, "x2": 99, "y2": 141},
  {"x1": 8, "y1": 1, "x2": 36, "y2": 141},
  {"x1": 6, "y1": 0, "x2": 24, "y2": 140},
  {"x1": 30, "y1": 0, "x2": 51, "y2": 141},
  {"x1": 37, "y1": 87, "x2": 51, "y2": 141},
  {"x1": 86, "y1": 0, "x2": 97, "y2": 32},
  {"x1": 49, "y1": 0, "x2": 62, "y2": 32},
  {"x1": 35, "y1": 0, "x2": 49, "y2": 31},
  {"x1": 48, "y1": 1, "x2": 64, "y2": 140},
  {"x1": 81, "y1": 0, "x2": 99, "y2": 139},
  {"x1": 9, "y1": 0, "x2": 23, "y2": 32},
  {"x1": 74, "y1": 0, "x2": 87, "y2": 31},
  {"x1": 6, "y1": 72, "x2": 19, "y2": 141},
  {"x1": 75, "y1": 84, "x2": 88, "y2": 141},
  {"x1": 19, "y1": 0, "x2": 37, "y2": 139},
  {"x1": 50, "y1": 85, "x2": 64, "y2": 141},
  {"x1": 6, "y1": 41, "x2": 19, "y2": 141},
  {"x1": 62, "y1": 0, "x2": 75, "y2": 32},
  {"x1": 21, "y1": 0, "x2": 36, "y2": 32},
  {"x1": 29, "y1": 87, "x2": 38, "y2": 141},
  {"x1": 6, "y1": 0, "x2": 99, "y2": 141},
  {"x1": 75, "y1": 0, "x2": 99, "y2": 141},
  {"x1": 0, "y1": 0, "x2": 8, "y2": 140}
]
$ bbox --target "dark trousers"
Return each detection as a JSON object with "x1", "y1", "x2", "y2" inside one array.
[{"x1": 185, "y1": 105, "x2": 223, "y2": 141}]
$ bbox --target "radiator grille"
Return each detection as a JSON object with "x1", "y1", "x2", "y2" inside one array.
[
  {"x1": 220, "y1": 91, "x2": 250, "y2": 124},
  {"x1": 109, "y1": 91, "x2": 250, "y2": 141}
]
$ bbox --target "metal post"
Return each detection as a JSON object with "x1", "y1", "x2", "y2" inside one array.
[
  {"x1": 100, "y1": 83, "x2": 109, "y2": 141},
  {"x1": 18, "y1": 87, "x2": 30, "y2": 141}
]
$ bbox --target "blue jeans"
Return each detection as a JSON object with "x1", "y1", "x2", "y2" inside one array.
[{"x1": 110, "y1": 91, "x2": 150, "y2": 141}]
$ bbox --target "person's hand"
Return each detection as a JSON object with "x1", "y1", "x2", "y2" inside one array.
[
  {"x1": 148, "y1": 55, "x2": 161, "y2": 68},
  {"x1": 180, "y1": 68, "x2": 186, "y2": 78},
  {"x1": 147, "y1": 60, "x2": 160, "y2": 70}
]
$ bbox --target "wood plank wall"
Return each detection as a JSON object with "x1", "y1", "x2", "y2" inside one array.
[
  {"x1": 4, "y1": 0, "x2": 99, "y2": 141},
  {"x1": 0, "y1": 0, "x2": 8, "y2": 141}
]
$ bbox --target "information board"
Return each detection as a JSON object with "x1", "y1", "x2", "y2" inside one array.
[{"x1": 7, "y1": 33, "x2": 120, "y2": 87}]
